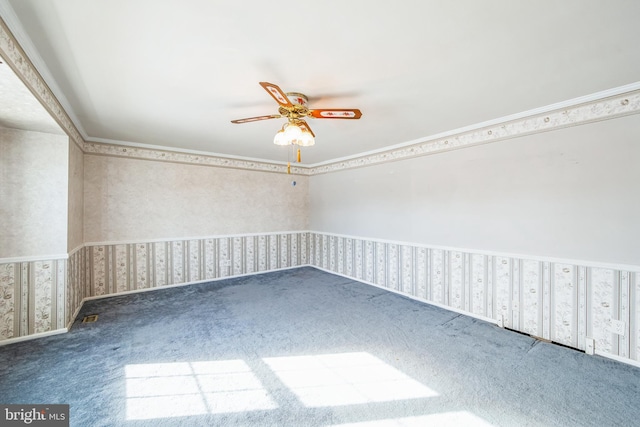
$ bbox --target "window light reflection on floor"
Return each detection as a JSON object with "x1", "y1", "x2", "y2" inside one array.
[
  {"x1": 262, "y1": 352, "x2": 438, "y2": 407},
  {"x1": 329, "y1": 411, "x2": 495, "y2": 427},
  {"x1": 125, "y1": 360, "x2": 277, "y2": 420}
]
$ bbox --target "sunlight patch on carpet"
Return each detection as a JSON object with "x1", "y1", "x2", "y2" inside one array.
[
  {"x1": 328, "y1": 411, "x2": 495, "y2": 426},
  {"x1": 125, "y1": 360, "x2": 277, "y2": 420},
  {"x1": 262, "y1": 352, "x2": 438, "y2": 407}
]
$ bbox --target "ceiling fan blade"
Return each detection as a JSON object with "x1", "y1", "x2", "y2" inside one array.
[
  {"x1": 298, "y1": 120, "x2": 315, "y2": 137},
  {"x1": 259, "y1": 82, "x2": 293, "y2": 107},
  {"x1": 231, "y1": 114, "x2": 281, "y2": 124},
  {"x1": 309, "y1": 109, "x2": 362, "y2": 119}
]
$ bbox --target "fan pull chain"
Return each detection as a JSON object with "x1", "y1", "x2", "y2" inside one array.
[
  {"x1": 297, "y1": 148, "x2": 301, "y2": 163},
  {"x1": 286, "y1": 144, "x2": 292, "y2": 174}
]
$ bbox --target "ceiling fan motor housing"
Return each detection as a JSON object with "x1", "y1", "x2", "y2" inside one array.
[
  {"x1": 277, "y1": 92, "x2": 310, "y2": 120},
  {"x1": 285, "y1": 92, "x2": 308, "y2": 107},
  {"x1": 231, "y1": 82, "x2": 361, "y2": 131}
]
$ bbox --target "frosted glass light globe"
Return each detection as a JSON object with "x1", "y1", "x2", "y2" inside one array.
[
  {"x1": 284, "y1": 124, "x2": 302, "y2": 144},
  {"x1": 298, "y1": 130, "x2": 315, "y2": 146},
  {"x1": 283, "y1": 123, "x2": 302, "y2": 143},
  {"x1": 273, "y1": 129, "x2": 289, "y2": 145}
]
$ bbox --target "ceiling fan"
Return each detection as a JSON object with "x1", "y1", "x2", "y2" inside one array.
[{"x1": 231, "y1": 82, "x2": 362, "y2": 172}]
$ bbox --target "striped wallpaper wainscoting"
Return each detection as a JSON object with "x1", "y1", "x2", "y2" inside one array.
[
  {"x1": 2, "y1": 230, "x2": 639, "y2": 368},
  {"x1": 67, "y1": 247, "x2": 88, "y2": 327},
  {"x1": 84, "y1": 232, "x2": 310, "y2": 298},
  {"x1": 0, "y1": 248, "x2": 86, "y2": 343},
  {"x1": 0, "y1": 232, "x2": 310, "y2": 343},
  {"x1": 0, "y1": 259, "x2": 67, "y2": 340},
  {"x1": 308, "y1": 232, "x2": 640, "y2": 365}
]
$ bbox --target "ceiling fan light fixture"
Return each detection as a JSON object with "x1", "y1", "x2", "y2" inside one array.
[
  {"x1": 273, "y1": 128, "x2": 289, "y2": 145},
  {"x1": 283, "y1": 122, "x2": 302, "y2": 142},
  {"x1": 298, "y1": 129, "x2": 315, "y2": 147},
  {"x1": 274, "y1": 121, "x2": 315, "y2": 147},
  {"x1": 235, "y1": 82, "x2": 359, "y2": 156}
]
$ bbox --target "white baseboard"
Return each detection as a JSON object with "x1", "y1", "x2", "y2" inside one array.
[
  {"x1": 4, "y1": 264, "x2": 640, "y2": 371},
  {"x1": 0, "y1": 328, "x2": 68, "y2": 347},
  {"x1": 21, "y1": 265, "x2": 311, "y2": 345},
  {"x1": 310, "y1": 265, "x2": 499, "y2": 326},
  {"x1": 66, "y1": 301, "x2": 86, "y2": 331},
  {"x1": 595, "y1": 350, "x2": 640, "y2": 369},
  {"x1": 81, "y1": 264, "x2": 308, "y2": 303}
]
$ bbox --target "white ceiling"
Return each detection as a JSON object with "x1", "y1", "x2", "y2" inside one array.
[{"x1": 2, "y1": 0, "x2": 640, "y2": 164}]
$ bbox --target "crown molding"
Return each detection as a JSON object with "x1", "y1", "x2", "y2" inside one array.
[
  {"x1": 86, "y1": 135, "x2": 307, "y2": 166},
  {"x1": 308, "y1": 87, "x2": 640, "y2": 175},
  {"x1": 66, "y1": 86, "x2": 640, "y2": 175},
  {"x1": 84, "y1": 141, "x2": 311, "y2": 175},
  {"x1": 2, "y1": 3, "x2": 639, "y2": 176},
  {"x1": 0, "y1": 8, "x2": 85, "y2": 150}
]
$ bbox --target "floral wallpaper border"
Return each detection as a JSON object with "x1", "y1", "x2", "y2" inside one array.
[
  {"x1": 83, "y1": 143, "x2": 309, "y2": 176},
  {"x1": 308, "y1": 232, "x2": 640, "y2": 364},
  {"x1": 311, "y1": 91, "x2": 640, "y2": 175},
  {"x1": 0, "y1": 16, "x2": 84, "y2": 149},
  {"x1": 85, "y1": 90, "x2": 640, "y2": 176},
  {"x1": 4, "y1": 14, "x2": 639, "y2": 177}
]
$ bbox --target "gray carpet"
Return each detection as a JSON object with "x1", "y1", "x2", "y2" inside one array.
[{"x1": 0, "y1": 267, "x2": 638, "y2": 427}]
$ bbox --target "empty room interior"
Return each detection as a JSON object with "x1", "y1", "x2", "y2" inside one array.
[{"x1": 1, "y1": 1, "x2": 639, "y2": 426}]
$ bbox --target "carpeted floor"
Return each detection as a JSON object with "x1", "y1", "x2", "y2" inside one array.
[{"x1": 0, "y1": 267, "x2": 638, "y2": 427}]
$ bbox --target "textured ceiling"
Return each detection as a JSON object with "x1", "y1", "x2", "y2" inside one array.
[{"x1": 1, "y1": 0, "x2": 640, "y2": 164}]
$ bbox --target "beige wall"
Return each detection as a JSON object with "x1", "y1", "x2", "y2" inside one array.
[
  {"x1": 310, "y1": 114, "x2": 640, "y2": 266},
  {"x1": 0, "y1": 127, "x2": 68, "y2": 258},
  {"x1": 67, "y1": 141, "x2": 84, "y2": 251},
  {"x1": 84, "y1": 154, "x2": 309, "y2": 243}
]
